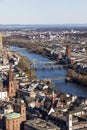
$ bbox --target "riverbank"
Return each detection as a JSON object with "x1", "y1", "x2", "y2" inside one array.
[
  {"x1": 6, "y1": 39, "x2": 87, "y2": 87},
  {"x1": 9, "y1": 46, "x2": 87, "y2": 97},
  {"x1": 67, "y1": 69, "x2": 87, "y2": 87},
  {"x1": 17, "y1": 55, "x2": 37, "y2": 79},
  {"x1": 5, "y1": 37, "x2": 86, "y2": 86}
]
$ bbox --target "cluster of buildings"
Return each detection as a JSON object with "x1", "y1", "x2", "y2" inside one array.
[
  {"x1": 44, "y1": 42, "x2": 87, "y2": 86},
  {"x1": 0, "y1": 29, "x2": 87, "y2": 130},
  {"x1": 3, "y1": 29, "x2": 87, "y2": 70},
  {"x1": 16, "y1": 74, "x2": 87, "y2": 130},
  {"x1": 0, "y1": 33, "x2": 26, "y2": 130},
  {"x1": 2, "y1": 29, "x2": 87, "y2": 44}
]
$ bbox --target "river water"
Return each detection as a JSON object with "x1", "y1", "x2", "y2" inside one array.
[{"x1": 10, "y1": 46, "x2": 87, "y2": 97}]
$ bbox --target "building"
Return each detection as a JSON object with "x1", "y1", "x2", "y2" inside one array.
[
  {"x1": 0, "y1": 100, "x2": 26, "y2": 130},
  {"x1": 2, "y1": 53, "x2": 9, "y2": 65},
  {"x1": 67, "y1": 105, "x2": 87, "y2": 130},
  {"x1": 13, "y1": 99, "x2": 26, "y2": 122},
  {"x1": 7, "y1": 69, "x2": 17, "y2": 97},
  {"x1": 67, "y1": 113, "x2": 73, "y2": 130},
  {"x1": 0, "y1": 89, "x2": 7, "y2": 100},
  {"x1": 58, "y1": 52, "x2": 62, "y2": 59},
  {"x1": 4, "y1": 112, "x2": 21, "y2": 130},
  {"x1": 24, "y1": 118, "x2": 60, "y2": 130},
  {"x1": 66, "y1": 45, "x2": 71, "y2": 58}
]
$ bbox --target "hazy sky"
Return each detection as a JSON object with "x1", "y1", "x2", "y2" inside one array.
[{"x1": 0, "y1": 0, "x2": 87, "y2": 24}]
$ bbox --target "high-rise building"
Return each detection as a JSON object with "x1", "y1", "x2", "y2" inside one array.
[
  {"x1": 66, "y1": 45, "x2": 71, "y2": 58},
  {"x1": 24, "y1": 118, "x2": 60, "y2": 130},
  {"x1": 0, "y1": 33, "x2": 3, "y2": 50}
]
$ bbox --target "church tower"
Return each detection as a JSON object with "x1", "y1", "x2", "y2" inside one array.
[
  {"x1": 66, "y1": 45, "x2": 71, "y2": 58},
  {"x1": 0, "y1": 33, "x2": 3, "y2": 50},
  {"x1": 8, "y1": 69, "x2": 16, "y2": 97}
]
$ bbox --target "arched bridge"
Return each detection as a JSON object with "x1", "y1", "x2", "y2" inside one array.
[
  {"x1": 41, "y1": 77, "x2": 65, "y2": 81},
  {"x1": 30, "y1": 60, "x2": 67, "y2": 70}
]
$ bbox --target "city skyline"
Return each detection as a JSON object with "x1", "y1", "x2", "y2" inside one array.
[{"x1": 0, "y1": 0, "x2": 87, "y2": 24}]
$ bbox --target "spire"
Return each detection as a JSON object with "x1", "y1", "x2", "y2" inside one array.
[
  {"x1": 48, "y1": 107, "x2": 55, "y2": 115},
  {"x1": 52, "y1": 89, "x2": 55, "y2": 105}
]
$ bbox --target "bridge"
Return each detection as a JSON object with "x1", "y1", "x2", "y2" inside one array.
[
  {"x1": 30, "y1": 60, "x2": 57, "y2": 65},
  {"x1": 30, "y1": 60, "x2": 67, "y2": 70},
  {"x1": 41, "y1": 77, "x2": 65, "y2": 81},
  {"x1": 30, "y1": 65, "x2": 64, "y2": 70}
]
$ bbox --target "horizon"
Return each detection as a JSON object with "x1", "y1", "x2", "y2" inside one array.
[
  {"x1": 1, "y1": 24, "x2": 87, "y2": 30},
  {"x1": 0, "y1": 23, "x2": 87, "y2": 26}
]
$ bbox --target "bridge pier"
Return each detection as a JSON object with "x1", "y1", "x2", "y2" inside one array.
[
  {"x1": 51, "y1": 65, "x2": 54, "y2": 70},
  {"x1": 30, "y1": 63, "x2": 65, "y2": 70},
  {"x1": 41, "y1": 77, "x2": 65, "y2": 81},
  {"x1": 59, "y1": 65, "x2": 62, "y2": 69},
  {"x1": 34, "y1": 66, "x2": 38, "y2": 70},
  {"x1": 43, "y1": 65, "x2": 46, "y2": 70}
]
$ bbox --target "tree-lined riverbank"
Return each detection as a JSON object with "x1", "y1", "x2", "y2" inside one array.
[
  {"x1": 18, "y1": 55, "x2": 36, "y2": 79},
  {"x1": 10, "y1": 46, "x2": 87, "y2": 97}
]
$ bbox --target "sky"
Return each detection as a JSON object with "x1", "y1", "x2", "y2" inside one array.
[{"x1": 0, "y1": 0, "x2": 87, "y2": 24}]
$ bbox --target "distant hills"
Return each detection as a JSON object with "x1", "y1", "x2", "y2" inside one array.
[{"x1": 0, "y1": 24, "x2": 87, "y2": 31}]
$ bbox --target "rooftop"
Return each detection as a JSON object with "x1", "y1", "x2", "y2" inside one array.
[
  {"x1": 25, "y1": 118, "x2": 60, "y2": 130},
  {"x1": 4, "y1": 112, "x2": 21, "y2": 119}
]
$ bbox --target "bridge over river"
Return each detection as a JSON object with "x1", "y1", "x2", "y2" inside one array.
[
  {"x1": 10, "y1": 46, "x2": 87, "y2": 97},
  {"x1": 41, "y1": 77, "x2": 65, "y2": 81},
  {"x1": 30, "y1": 60, "x2": 67, "y2": 70}
]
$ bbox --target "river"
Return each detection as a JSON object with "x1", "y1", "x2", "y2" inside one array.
[{"x1": 10, "y1": 46, "x2": 87, "y2": 97}]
